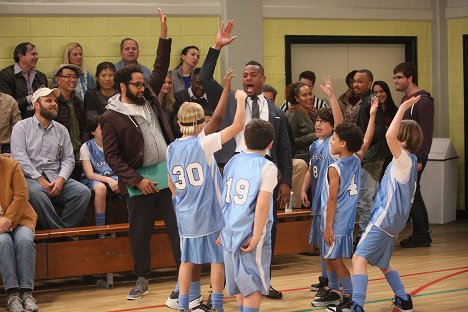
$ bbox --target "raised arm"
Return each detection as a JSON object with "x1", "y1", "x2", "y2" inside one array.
[
  {"x1": 386, "y1": 95, "x2": 421, "y2": 159},
  {"x1": 204, "y1": 68, "x2": 234, "y2": 135},
  {"x1": 199, "y1": 20, "x2": 237, "y2": 103},
  {"x1": 148, "y1": 8, "x2": 171, "y2": 94},
  {"x1": 356, "y1": 96, "x2": 378, "y2": 160},
  {"x1": 219, "y1": 89, "x2": 246, "y2": 144},
  {"x1": 320, "y1": 76, "x2": 343, "y2": 127}
]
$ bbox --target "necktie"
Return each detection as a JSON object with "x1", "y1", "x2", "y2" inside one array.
[{"x1": 251, "y1": 96, "x2": 260, "y2": 119}]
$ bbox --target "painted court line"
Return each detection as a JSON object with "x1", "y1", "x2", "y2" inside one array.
[{"x1": 108, "y1": 266, "x2": 468, "y2": 312}]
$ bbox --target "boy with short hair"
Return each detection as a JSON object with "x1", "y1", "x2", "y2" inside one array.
[
  {"x1": 300, "y1": 77, "x2": 343, "y2": 294},
  {"x1": 330, "y1": 96, "x2": 423, "y2": 312},
  {"x1": 312, "y1": 101, "x2": 378, "y2": 309},
  {"x1": 221, "y1": 119, "x2": 278, "y2": 312},
  {"x1": 80, "y1": 115, "x2": 119, "y2": 231},
  {"x1": 167, "y1": 67, "x2": 246, "y2": 312}
]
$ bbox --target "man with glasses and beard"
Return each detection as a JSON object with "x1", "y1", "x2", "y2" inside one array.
[
  {"x1": 101, "y1": 9, "x2": 182, "y2": 302},
  {"x1": 10, "y1": 87, "x2": 91, "y2": 230}
]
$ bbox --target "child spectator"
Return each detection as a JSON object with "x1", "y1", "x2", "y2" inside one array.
[
  {"x1": 312, "y1": 100, "x2": 378, "y2": 309},
  {"x1": 221, "y1": 119, "x2": 278, "y2": 312},
  {"x1": 330, "y1": 96, "x2": 422, "y2": 312},
  {"x1": 300, "y1": 77, "x2": 343, "y2": 294},
  {"x1": 167, "y1": 70, "x2": 246, "y2": 312},
  {"x1": 80, "y1": 115, "x2": 119, "y2": 231}
]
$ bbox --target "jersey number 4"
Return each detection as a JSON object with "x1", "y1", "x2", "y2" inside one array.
[
  {"x1": 172, "y1": 163, "x2": 204, "y2": 190},
  {"x1": 348, "y1": 174, "x2": 358, "y2": 196},
  {"x1": 225, "y1": 177, "x2": 250, "y2": 205}
]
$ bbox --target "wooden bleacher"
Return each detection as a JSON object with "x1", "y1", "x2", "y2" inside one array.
[{"x1": 32, "y1": 204, "x2": 312, "y2": 287}]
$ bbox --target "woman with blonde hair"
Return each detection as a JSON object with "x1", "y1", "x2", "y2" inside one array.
[{"x1": 55, "y1": 42, "x2": 95, "y2": 102}]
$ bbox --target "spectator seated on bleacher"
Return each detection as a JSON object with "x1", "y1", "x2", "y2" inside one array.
[
  {"x1": 80, "y1": 115, "x2": 119, "y2": 232},
  {"x1": 0, "y1": 92, "x2": 21, "y2": 154},
  {"x1": 11, "y1": 87, "x2": 90, "y2": 230},
  {"x1": 0, "y1": 154, "x2": 39, "y2": 312}
]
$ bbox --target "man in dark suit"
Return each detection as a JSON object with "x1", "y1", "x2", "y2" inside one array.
[
  {"x1": 172, "y1": 67, "x2": 219, "y2": 137},
  {"x1": 199, "y1": 20, "x2": 292, "y2": 299}
]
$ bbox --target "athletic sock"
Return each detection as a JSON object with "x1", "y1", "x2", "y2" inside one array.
[
  {"x1": 178, "y1": 294, "x2": 189, "y2": 310},
  {"x1": 95, "y1": 212, "x2": 105, "y2": 226},
  {"x1": 327, "y1": 271, "x2": 339, "y2": 290},
  {"x1": 243, "y1": 307, "x2": 259, "y2": 312},
  {"x1": 211, "y1": 292, "x2": 224, "y2": 312},
  {"x1": 189, "y1": 281, "x2": 201, "y2": 302},
  {"x1": 174, "y1": 281, "x2": 179, "y2": 292},
  {"x1": 339, "y1": 275, "x2": 353, "y2": 295},
  {"x1": 321, "y1": 258, "x2": 327, "y2": 279},
  {"x1": 385, "y1": 270, "x2": 408, "y2": 300},
  {"x1": 352, "y1": 274, "x2": 368, "y2": 307}
]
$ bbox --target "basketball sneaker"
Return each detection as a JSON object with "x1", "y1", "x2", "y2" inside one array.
[
  {"x1": 126, "y1": 277, "x2": 148, "y2": 300},
  {"x1": 165, "y1": 291, "x2": 179, "y2": 309},
  {"x1": 326, "y1": 296, "x2": 357, "y2": 312},
  {"x1": 311, "y1": 275, "x2": 329, "y2": 291},
  {"x1": 311, "y1": 288, "x2": 341, "y2": 307},
  {"x1": 392, "y1": 294, "x2": 413, "y2": 312}
]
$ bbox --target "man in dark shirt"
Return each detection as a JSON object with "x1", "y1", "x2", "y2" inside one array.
[
  {"x1": 0, "y1": 42, "x2": 47, "y2": 119},
  {"x1": 393, "y1": 62, "x2": 434, "y2": 248}
]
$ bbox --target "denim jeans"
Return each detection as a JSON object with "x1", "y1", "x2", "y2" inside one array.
[
  {"x1": 26, "y1": 177, "x2": 91, "y2": 229},
  {"x1": 0, "y1": 225, "x2": 35, "y2": 290},
  {"x1": 357, "y1": 167, "x2": 379, "y2": 234}
]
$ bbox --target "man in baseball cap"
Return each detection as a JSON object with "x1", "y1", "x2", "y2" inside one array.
[{"x1": 10, "y1": 84, "x2": 90, "y2": 230}]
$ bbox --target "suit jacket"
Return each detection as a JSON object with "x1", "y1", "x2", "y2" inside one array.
[
  {"x1": 0, "y1": 155, "x2": 37, "y2": 230},
  {"x1": 199, "y1": 47, "x2": 292, "y2": 186}
]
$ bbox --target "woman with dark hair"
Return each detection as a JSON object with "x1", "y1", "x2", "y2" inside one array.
[
  {"x1": 170, "y1": 45, "x2": 200, "y2": 94},
  {"x1": 373, "y1": 80, "x2": 398, "y2": 180},
  {"x1": 286, "y1": 82, "x2": 317, "y2": 161},
  {"x1": 372, "y1": 80, "x2": 398, "y2": 128},
  {"x1": 338, "y1": 69, "x2": 361, "y2": 123},
  {"x1": 83, "y1": 62, "x2": 116, "y2": 120}
]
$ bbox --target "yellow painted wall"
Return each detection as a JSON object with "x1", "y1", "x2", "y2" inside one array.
[
  {"x1": 447, "y1": 17, "x2": 467, "y2": 210},
  {"x1": 263, "y1": 18, "x2": 432, "y2": 102},
  {"x1": 0, "y1": 16, "x2": 220, "y2": 81}
]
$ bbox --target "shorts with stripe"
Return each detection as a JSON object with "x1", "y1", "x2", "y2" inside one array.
[
  {"x1": 320, "y1": 233, "x2": 353, "y2": 259},
  {"x1": 223, "y1": 246, "x2": 271, "y2": 297},
  {"x1": 181, "y1": 230, "x2": 224, "y2": 264},
  {"x1": 309, "y1": 215, "x2": 322, "y2": 247},
  {"x1": 355, "y1": 224, "x2": 395, "y2": 269}
]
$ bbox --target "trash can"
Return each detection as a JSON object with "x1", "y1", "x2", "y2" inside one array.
[{"x1": 420, "y1": 138, "x2": 459, "y2": 224}]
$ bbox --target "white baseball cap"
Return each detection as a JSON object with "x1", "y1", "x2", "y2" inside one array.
[{"x1": 31, "y1": 87, "x2": 60, "y2": 104}]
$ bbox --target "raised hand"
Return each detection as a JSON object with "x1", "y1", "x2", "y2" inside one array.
[
  {"x1": 223, "y1": 68, "x2": 235, "y2": 89},
  {"x1": 399, "y1": 95, "x2": 421, "y2": 112},
  {"x1": 235, "y1": 89, "x2": 247, "y2": 101},
  {"x1": 214, "y1": 20, "x2": 238, "y2": 49},
  {"x1": 319, "y1": 76, "x2": 334, "y2": 98},
  {"x1": 370, "y1": 95, "x2": 379, "y2": 116},
  {"x1": 159, "y1": 8, "x2": 168, "y2": 38}
]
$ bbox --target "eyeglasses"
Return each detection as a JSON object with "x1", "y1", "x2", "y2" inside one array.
[
  {"x1": 58, "y1": 75, "x2": 79, "y2": 80},
  {"x1": 392, "y1": 75, "x2": 406, "y2": 80},
  {"x1": 315, "y1": 119, "x2": 328, "y2": 125},
  {"x1": 127, "y1": 81, "x2": 147, "y2": 89}
]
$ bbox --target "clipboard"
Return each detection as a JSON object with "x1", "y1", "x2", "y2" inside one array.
[{"x1": 127, "y1": 161, "x2": 168, "y2": 197}]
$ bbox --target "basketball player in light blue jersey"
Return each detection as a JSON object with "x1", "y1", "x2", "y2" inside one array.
[
  {"x1": 312, "y1": 101, "x2": 378, "y2": 309},
  {"x1": 330, "y1": 96, "x2": 423, "y2": 312},
  {"x1": 167, "y1": 70, "x2": 246, "y2": 312},
  {"x1": 221, "y1": 119, "x2": 278, "y2": 312},
  {"x1": 300, "y1": 77, "x2": 343, "y2": 294}
]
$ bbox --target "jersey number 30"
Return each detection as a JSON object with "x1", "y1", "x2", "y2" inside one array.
[
  {"x1": 225, "y1": 177, "x2": 250, "y2": 205},
  {"x1": 172, "y1": 163, "x2": 204, "y2": 190}
]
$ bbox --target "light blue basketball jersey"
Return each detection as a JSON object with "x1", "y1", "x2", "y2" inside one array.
[
  {"x1": 167, "y1": 135, "x2": 223, "y2": 238},
  {"x1": 320, "y1": 155, "x2": 361, "y2": 236},
  {"x1": 369, "y1": 152, "x2": 418, "y2": 236},
  {"x1": 309, "y1": 136, "x2": 335, "y2": 216},
  {"x1": 221, "y1": 152, "x2": 276, "y2": 252}
]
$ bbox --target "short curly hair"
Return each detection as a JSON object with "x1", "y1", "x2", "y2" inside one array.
[{"x1": 334, "y1": 122, "x2": 363, "y2": 153}]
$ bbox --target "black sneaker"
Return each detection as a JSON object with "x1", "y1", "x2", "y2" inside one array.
[
  {"x1": 311, "y1": 288, "x2": 341, "y2": 307},
  {"x1": 265, "y1": 286, "x2": 283, "y2": 299},
  {"x1": 191, "y1": 302, "x2": 213, "y2": 312},
  {"x1": 400, "y1": 235, "x2": 431, "y2": 248},
  {"x1": 392, "y1": 294, "x2": 413, "y2": 312},
  {"x1": 165, "y1": 291, "x2": 178, "y2": 310},
  {"x1": 314, "y1": 286, "x2": 327, "y2": 299},
  {"x1": 311, "y1": 276, "x2": 329, "y2": 291},
  {"x1": 326, "y1": 296, "x2": 353, "y2": 312}
]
